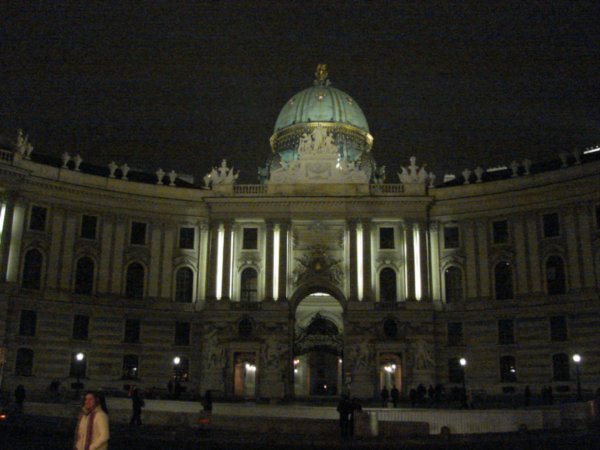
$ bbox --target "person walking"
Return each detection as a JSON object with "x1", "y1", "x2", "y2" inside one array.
[
  {"x1": 202, "y1": 390, "x2": 213, "y2": 413},
  {"x1": 74, "y1": 391, "x2": 110, "y2": 450},
  {"x1": 380, "y1": 386, "x2": 389, "y2": 407},
  {"x1": 129, "y1": 387, "x2": 145, "y2": 426},
  {"x1": 390, "y1": 385, "x2": 400, "y2": 408}
]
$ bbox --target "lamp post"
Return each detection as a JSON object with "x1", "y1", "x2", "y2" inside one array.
[
  {"x1": 572, "y1": 354, "x2": 582, "y2": 401},
  {"x1": 173, "y1": 356, "x2": 181, "y2": 380},
  {"x1": 74, "y1": 352, "x2": 85, "y2": 398},
  {"x1": 459, "y1": 357, "x2": 468, "y2": 408}
]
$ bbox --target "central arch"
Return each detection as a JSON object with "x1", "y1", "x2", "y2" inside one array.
[{"x1": 291, "y1": 282, "x2": 346, "y2": 398}]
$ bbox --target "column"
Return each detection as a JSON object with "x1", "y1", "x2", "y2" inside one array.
[
  {"x1": 513, "y1": 216, "x2": 529, "y2": 296},
  {"x1": 475, "y1": 219, "x2": 491, "y2": 299},
  {"x1": 59, "y1": 213, "x2": 77, "y2": 291},
  {"x1": 525, "y1": 215, "x2": 542, "y2": 293},
  {"x1": 428, "y1": 221, "x2": 441, "y2": 302},
  {"x1": 160, "y1": 223, "x2": 175, "y2": 298},
  {"x1": 148, "y1": 222, "x2": 162, "y2": 297},
  {"x1": 0, "y1": 194, "x2": 16, "y2": 281},
  {"x1": 416, "y1": 222, "x2": 430, "y2": 300},
  {"x1": 277, "y1": 220, "x2": 289, "y2": 301},
  {"x1": 97, "y1": 215, "x2": 114, "y2": 294},
  {"x1": 221, "y1": 221, "x2": 233, "y2": 300},
  {"x1": 110, "y1": 218, "x2": 126, "y2": 295},
  {"x1": 264, "y1": 220, "x2": 275, "y2": 301},
  {"x1": 564, "y1": 209, "x2": 582, "y2": 291},
  {"x1": 463, "y1": 220, "x2": 478, "y2": 299},
  {"x1": 347, "y1": 219, "x2": 358, "y2": 301},
  {"x1": 206, "y1": 221, "x2": 220, "y2": 300},
  {"x1": 196, "y1": 220, "x2": 210, "y2": 302},
  {"x1": 46, "y1": 207, "x2": 65, "y2": 290},
  {"x1": 6, "y1": 203, "x2": 25, "y2": 283},
  {"x1": 403, "y1": 222, "x2": 415, "y2": 300},
  {"x1": 577, "y1": 206, "x2": 596, "y2": 289},
  {"x1": 361, "y1": 220, "x2": 373, "y2": 301}
]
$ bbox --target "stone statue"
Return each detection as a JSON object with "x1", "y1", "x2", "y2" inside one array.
[
  {"x1": 314, "y1": 64, "x2": 329, "y2": 85},
  {"x1": 348, "y1": 340, "x2": 371, "y2": 373},
  {"x1": 413, "y1": 338, "x2": 434, "y2": 370},
  {"x1": 205, "y1": 159, "x2": 239, "y2": 187},
  {"x1": 204, "y1": 327, "x2": 225, "y2": 370},
  {"x1": 398, "y1": 156, "x2": 429, "y2": 185}
]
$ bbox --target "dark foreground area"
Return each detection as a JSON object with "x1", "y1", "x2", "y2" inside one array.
[{"x1": 1, "y1": 415, "x2": 599, "y2": 450}]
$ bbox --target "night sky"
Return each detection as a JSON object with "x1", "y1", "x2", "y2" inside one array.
[{"x1": 2, "y1": 2, "x2": 599, "y2": 183}]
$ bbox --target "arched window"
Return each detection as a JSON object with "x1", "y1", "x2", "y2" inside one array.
[
  {"x1": 552, "y1": 353, "x2": 570, "y2": 381},
  {"x1": 175, "y1": 267, "x2": 194, "y2": 303},
  {"x1": 240, "y1": 268, "x2": 258, "y2": 302},
  {"x1": 15, "y1": 348, "x2": 34, "y2": 376},
  {"x1": 379, "y1": 268, "x2": 397, "y2": 303},
  {"x1": 546, "y1": 256, "x2": 566, "y2": 295},
  {"x1": 494, "y1": 261, "x2": 514, "y2": 300},
  {"x1": 125, "y1": 262, "x2": 145, "y2": 299},
  {"x1": 444, "y1": 266, "x2": 463, "y2": 303},
  {"x1": 500, "y1": 355, "x2": 517, "y2": 382},
  {"x1": 22, "y1": 249, "x2": 43, "y2": 290},
  {"x1": 238, "y1": 317, "x2": 253, "y2": 338},
  {"x1": 74, "y1": 257, "x2": 95, "y2": 295}
]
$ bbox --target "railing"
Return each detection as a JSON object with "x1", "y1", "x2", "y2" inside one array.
[
  {"x1": 230, "y1": 301, "x2": 262, "y2": 310},
  {"x1": 233, "y1": 184, "x2": 267, "y2": 195},
  {"x1": 370, "y1": 183, "x2": 404, "y2": 194},
  {"x1": 0, "y1": 149, "x2": 14, "y2": 163}
]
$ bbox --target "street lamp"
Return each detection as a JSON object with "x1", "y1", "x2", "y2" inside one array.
[
  {"x1": 572, "y1": 354, "x2": 582, "y2": 401},
  {"x1": 459, "y1": 358, "x2": 468, "y2": 408},
  {"x1": 74, "y1": 352, "x2": 85, "y2": 397},
  {"x1": 173, "y1": 356, "x2": 181, "y2": 381}
]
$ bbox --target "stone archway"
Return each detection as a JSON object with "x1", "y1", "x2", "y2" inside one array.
[{"x1": 291, "y1": 283, "x2": 346, "y2": 398}]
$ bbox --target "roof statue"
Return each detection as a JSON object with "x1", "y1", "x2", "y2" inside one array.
[{"x1": 314, "y1": 64, "x2": 331, "y2": 86}]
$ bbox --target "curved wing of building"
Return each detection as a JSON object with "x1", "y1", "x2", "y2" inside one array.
[{"x1": 0, "y1": 68, "x2": 598, "y2": 403}]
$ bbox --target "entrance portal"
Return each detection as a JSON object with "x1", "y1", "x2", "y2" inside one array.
[
  {"x1": 294, "y1": 293, "x2": 343, "y2": 397},
  {"x1": 233, "y1": 352, "x2": 256, "y2": 397},
  {"x1": 379, "y1": 353, "x2": 402, "y2": 392}
]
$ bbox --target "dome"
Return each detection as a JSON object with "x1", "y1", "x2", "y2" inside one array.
[
  {"x1": 265, "y1": 65, "x2": 375, "y2": 180},
  {"x1": 274, "y1": 85, "x2": 369, "y2": 133}
]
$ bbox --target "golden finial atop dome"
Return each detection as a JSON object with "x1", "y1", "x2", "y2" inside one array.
[{"x1": 314, "y1": 64, "x2": 330, "y2": 86}]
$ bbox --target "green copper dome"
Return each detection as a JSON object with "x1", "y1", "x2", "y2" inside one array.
[{"x1": 274, "y1": 84, "x2": 370, "y2": 133}]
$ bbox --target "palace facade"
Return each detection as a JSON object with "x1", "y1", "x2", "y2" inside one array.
[{"x1": 1, "y1": 68, "x2": 599, "y2": 400}]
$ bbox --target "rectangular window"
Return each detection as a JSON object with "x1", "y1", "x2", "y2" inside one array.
[
  {"x1": 174, "y1": 322, "x2": 191, "y2": 346},
  {"x1": 492, "y1": 220, "x2": 509, "y2": 244},
  {"x1": 19, "y1": 310, "x2": 37, "y2": 336},
  {"x1": 498, "y1": 319, "x2": 515, "y2": 344},
  {"x1": 550, "y1": 316, "x2": 568, "y2": 342},
  {"x1": 72, "y1": 315, "x2": 90, "y2": 340},
  {"x1": 179, "y1": 227, "x2": 195, "y2": 249},
  {"x1": 448, "y1": 358, "x2": 464, "y2": 383},
  {"x1": 122, "y1": 355, "x2": 139, "y2": 380},
  {"x1": 124, "y1": 319, "x2": 140, "y2": 343},
  {"x1": 447, "y1": 322, "x2": 463, "y2": 346},
  {"x1": 130, "y1": 222, "x2": 147, "y2": 245},
  {"x1": 443, "y1": 225, "x2": 460, "y2": 249},
  {"x1": 542, "y1": 213, "x2": 560, "y2": 238},
  {"x1": 242, "y1": 227, "x2": 258, "y2": 250},
  {"x1": 80, "y1": 215, "x2": 98, "y2": 239},
  {"x1": 29, "y1": 205, "x2": 47, "y2": 231},
  {"x1": 379, "y1": 227, "x2": 395, "y2": 249}
]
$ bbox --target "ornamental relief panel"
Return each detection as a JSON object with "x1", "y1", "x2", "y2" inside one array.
[
  {"x1": 123, "y1": 246, "x2": 150, "y2": 266},
  {"x1": 292, "y1": 221, "x2": 344, "y2": 251}
]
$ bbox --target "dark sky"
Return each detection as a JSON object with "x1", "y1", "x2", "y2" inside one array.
[{"x1": 2, "y1": 1, "x2": 599, "y2": 183}]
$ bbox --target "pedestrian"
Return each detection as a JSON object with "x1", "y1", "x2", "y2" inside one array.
[
  {"x1": 129, "y1": 387, "x2": 144, "y2": 426},
  {"x1": 409, "y1": 388, "x2": 417, "y2": 407},
  {"x1": 417, "y1": 383, "x2": 426, "y2": 404},
  {"x1": 167, "y1": 379, "x2": 174, "y2": 398},
  {"x1": 428, "y1": 384, "x2": 435, "y2": 404},
  {"x1": 380, "y1": 386, "x2": 389, "y2": 407},
  {"x1": 337, "y1": 394, "x2": 351, "y2": 438},
  {"x1": 524, "y1": 385, "x2": 531, "y2": 407},
  {"x1": 14, "y1": 385, "x2": 26, "y2": 411},
  {"x1": 202, "y1": 390, "x2": 213, "y2": 413},
  {"x1": 390, "y1": 385, "x2": 400, "y2": 408},
  {"x1": 74, "y1": 391, "x2": 110, "y2": 450}
]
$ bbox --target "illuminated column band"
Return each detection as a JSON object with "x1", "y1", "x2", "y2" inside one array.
[
  {"x1": 357, "y1": 224, "x2": 363, "y2": 300},
  {"x1": 216, "y1": 224, "x2": 224, "y2": 300},
  {"x1": 413, "y1": 223, "x2": 422, "y2": 300},
  {"x1": 273, "y1": 225, "x2": 280, "y2": 300},
  {"x1": 6, "y1": 203, "x2": 25, "y2": 283}
]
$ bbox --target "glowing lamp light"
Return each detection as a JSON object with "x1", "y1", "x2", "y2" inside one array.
[
  {"x1": 245, "y1": 363, "x2": 256, "y2": 372},
  {"x1": 173, "y1": 356, "x2": 181, "y2": 365},
  {"x1": 459, "y1": 358, "x2": 467, "y2": 367},
  {"x1": 75, "y1": 352, "x2": 85, "y2": 362},
  {"x1": 573, "y1": 354, "x2": 581, "y2": 363}
]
